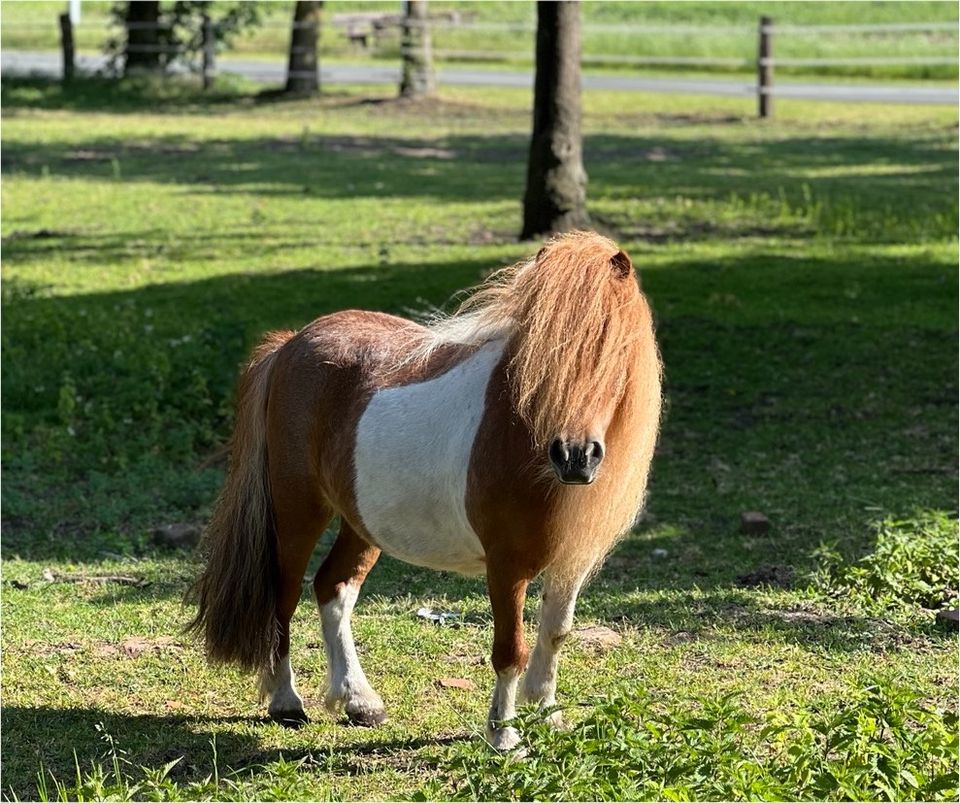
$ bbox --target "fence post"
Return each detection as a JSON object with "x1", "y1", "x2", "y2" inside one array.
[
  {"x1": 59, "y1": 12, "x2": 75, "y2": 83},
  {"x1": 202, "y1": 14, "x2": 215, "y2": 90},
  {"x1": 757, "y1": 15, "x2": 773, "y2": 118}
]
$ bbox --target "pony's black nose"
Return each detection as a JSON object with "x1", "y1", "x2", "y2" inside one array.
[{"x1": 548, "y1": 438, "x2": 603, "y2": 485}]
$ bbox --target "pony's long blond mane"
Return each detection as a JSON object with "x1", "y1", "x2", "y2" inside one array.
[
  {"x1": 413, "y1": 231, "x2": 663, "y2": 587},
  {"x1": 416, "y1": 231, "x2": 656, "y2": 442}
]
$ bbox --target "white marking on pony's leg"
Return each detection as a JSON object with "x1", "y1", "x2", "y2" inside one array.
[
  {"x1": 259, "y1": 656, "x2": 306, "y2": 719},
  {"x1": 319, "y1": 582, "x2": 386, "y2": 726},
  {"x1": 522, "y1": 574, "x2": 584, "y2": 726},
  {"x1": 486, "y1": 666, "x2": 521, "y2": 750}
]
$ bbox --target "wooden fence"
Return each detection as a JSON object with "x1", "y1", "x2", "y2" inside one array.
[{"x1": 23, "y1": 13, "x2": 960, "y2": 118}]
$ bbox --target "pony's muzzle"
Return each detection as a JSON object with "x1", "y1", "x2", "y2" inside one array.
[{"x1": 549, "y1": 438, "x2": 603, "y2": 485}]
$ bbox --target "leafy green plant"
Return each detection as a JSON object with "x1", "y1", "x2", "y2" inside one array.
[
  {"x1": 426, "y1": 681, "x2": 958, "y2": 802},
  {"x1": 767, "y1": 683, "x2": 959, "y2": 801},
  {"x1": 813, "y1": 511, "x2": 959, "y2": 611}
]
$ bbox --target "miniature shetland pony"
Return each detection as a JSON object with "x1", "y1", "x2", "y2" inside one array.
[{"x1": 188, "y1": 231, "x2": 662, "y2": 749}]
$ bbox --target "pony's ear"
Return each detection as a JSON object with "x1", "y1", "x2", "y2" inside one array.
[
  {"x1": 536, "y1": 246, "x2": 548, "y2": 262},
  {"x1": 610, "y1": 249, "x2": 633, "y2": 279}
]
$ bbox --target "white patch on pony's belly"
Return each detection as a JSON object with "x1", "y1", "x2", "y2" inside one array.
[{"x1": 353, "y1": 340, "x2": 504, "y2": 574}]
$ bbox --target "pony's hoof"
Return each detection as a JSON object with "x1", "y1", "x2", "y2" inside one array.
[
  {"x1": 269, "y1": 709, "x2": 309, "y2": 729},
  {"x1": 487, "y1": 725, "x2": 521, "y2": 751},
  {"x1": 345, "y1": 704, "x2": 388, "y2": 727}
]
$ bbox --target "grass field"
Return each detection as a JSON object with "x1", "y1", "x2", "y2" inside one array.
[
  {"x1": 2, "y1": 73, "x2": 958, "y2": 800},
  {"x1": 2, "y1": 0, "x2": 957, "y2": 80}
]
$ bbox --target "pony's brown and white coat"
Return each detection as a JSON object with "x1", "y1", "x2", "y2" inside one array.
[{"x1": 188, "y1": 231, "x2": 662, "y2": 748}]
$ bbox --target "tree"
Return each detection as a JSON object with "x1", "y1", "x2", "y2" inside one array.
[
  {"x1": 124, "y1": 0, "x2": 163, "y2": 75},
  {"x1": 520, "y1": 1, "x2": 589, "y2": 240},
  {"x1": 399, "y1": 1, "x2": 435, "y2": 99},
  {"x1": 286, "y1": 1, "x2": 322, "y2": 95},
  {"x1": 108, "y1": 2, "x2": 262, "y2": 78}
]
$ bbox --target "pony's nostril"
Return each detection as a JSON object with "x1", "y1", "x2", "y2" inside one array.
[
  {"x1": 549, "y1": 438, "x2": 568, "y2": 467},
  {"x1": 590, "y1": 441, "x2": 604, "y2": 462}
]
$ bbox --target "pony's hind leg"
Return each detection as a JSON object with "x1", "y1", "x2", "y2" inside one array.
[
  {"x1": 261, "y1": 654, "x2": 305, "y2": 727},
  {"x1": 521, "y1": 568, "x2": 589, "y2": 726},
  {"x1": 261, "y1": 490, "x2": 333, "y2": 728},
  {"x1": 313, "y1": 519, "x2": 385, "y2": 727}
]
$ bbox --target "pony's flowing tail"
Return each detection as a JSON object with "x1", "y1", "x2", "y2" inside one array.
[{"x1": 185, "y1": 330, "x2": 295, "y2": 672}]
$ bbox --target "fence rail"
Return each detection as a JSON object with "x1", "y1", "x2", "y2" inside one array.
[
  {"x1": 428, "y1": 49, "x2": 756, "y2": 68},
  {"x1": 760, "y1": 56, "x2": 957, "y2": 66},
  {"x1": 765, "y1": 21, "x2": 957, "y2": 33}
]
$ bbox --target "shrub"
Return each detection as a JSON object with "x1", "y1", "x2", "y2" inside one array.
[
  {"x1": 420, "y1": 680, "x2": 958, "y2": 802},
  {"x1": 812, "y1": 511, "x2": 959, "y2": 611}
]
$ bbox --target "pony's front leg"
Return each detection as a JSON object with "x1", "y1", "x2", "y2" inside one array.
[
  {"x1": 314, "y1": 521, "x2": 386, "y2": 727},
  {"x1": 521, "y1": 569, "x2": 587, "y2": 726},
  {"x1": 486, "y1": 569, "x2": 530, "y2": 750}
]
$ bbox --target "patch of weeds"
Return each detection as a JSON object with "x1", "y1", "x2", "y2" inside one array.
[
  {"x1": 32, "y1": 727, "x2": 224, "y2": 802},
  {"x1": 28, "y1": 728, "x2": 328, "y2": 803},
  {"x1": 812, "y1": 510, "x2": 959, "y2": 612},
  {"x1": 422, "y1": 680, "x2": 958, "y2": 802}
]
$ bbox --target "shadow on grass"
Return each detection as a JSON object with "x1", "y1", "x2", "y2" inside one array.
[
  {"x1": 1, "y1": 129, "x2": 953, "y2": 226},
  {"x1": 2, "y1": 248, "x2": 956, "y2": 572},
  {"x1": 1, "y1": 256, "x2": 495, "y2": 564},
  {"x1": 1, "y1": 74, "x2": 268, "y2": 115},
  {"x1": 0, "y1": 75, "x2": 477, "y2": 117},
  {"x1": 0, "y1": 704, "x2": 467, "y2": 799}
]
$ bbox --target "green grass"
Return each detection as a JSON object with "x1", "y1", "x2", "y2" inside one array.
[
  {"x1": 428, "y1": 681, "x2": 958, "y2": 800},
  {"x1": 2, "y1": 74, "x2": 958, "y2": 800},
  {"x1": 2, "y1": 1, "x2": 957, "y2": 80}
]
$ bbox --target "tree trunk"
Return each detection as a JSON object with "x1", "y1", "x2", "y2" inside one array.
[
  {"x1": 521, "y1": 1, "x2": 588, "y2": 239},
  {"x1": 124, "y1": 1, "x2": 162, "y2": 75},
  {"x1": 399, "y1": 1, "x2": 435, "y2": 99},
  {"x1": 286, "y1": 1, "x2": 321, "y2": 94}
]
